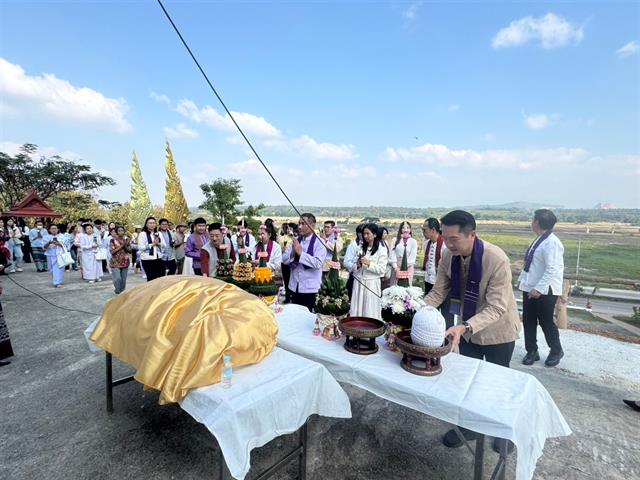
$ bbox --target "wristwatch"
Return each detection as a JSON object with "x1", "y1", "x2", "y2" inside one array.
[{"x1": 462, "y1": 321, "x2": 473, "y2": 335}]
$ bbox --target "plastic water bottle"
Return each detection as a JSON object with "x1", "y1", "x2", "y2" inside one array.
[{"x1": 221, "y1": 354, "x2": 233, "y2": 389}]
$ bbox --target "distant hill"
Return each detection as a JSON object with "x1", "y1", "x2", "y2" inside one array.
[
  {"x1": 259, "y1": 204, "x2": 640, "y2": 225},
  {"x1": 465, "y1": 201, "x2": 564, "y2": 211}
]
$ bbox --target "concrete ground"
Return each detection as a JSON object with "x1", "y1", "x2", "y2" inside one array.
[{"x1": 1, "y1": 266, "x2": 639, "y2": 480}]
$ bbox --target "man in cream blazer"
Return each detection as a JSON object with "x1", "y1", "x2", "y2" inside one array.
[{"x1": 424, "y1": 210, "x2": 520, "y2": 452}]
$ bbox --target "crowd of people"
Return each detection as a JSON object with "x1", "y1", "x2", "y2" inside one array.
[
  {"x1": 0, "y1": 209, "x2": 565, "y2": 378},
  {"x1": 2, "y1": 209, "x2": 637, "y2": 415}
]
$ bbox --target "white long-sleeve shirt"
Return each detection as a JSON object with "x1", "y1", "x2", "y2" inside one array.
[
  {"x1": 392, "y1": 237, "x2": 417, "y2": 268},
  {"x1": 518, "y1": 233, "x2": 564, "y2": 295},
  {"x1": 137, "y1": 230, "x2": 167, "y2": 261},
  {"x1": 343, "y1": 240, "x2": 361, "y2": 273},
  {"x1": 353, "y1": 245, "x2": 388, "y2": 280}
]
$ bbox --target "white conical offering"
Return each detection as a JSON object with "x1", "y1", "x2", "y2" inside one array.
[{"x1": 411, "y1": 306, "x2": 446, "y2": 348}]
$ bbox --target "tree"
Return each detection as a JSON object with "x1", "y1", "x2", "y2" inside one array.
[
  {"x1": 240, "y1": 203, "x2": 266, "y2": 231},
  {"x1": 108, "y1": 202, "x2": 131, "y2": 229},
  {"x1": 199, "y1": 178, "x2": 242, "y2": 224},
  {"x1": 0, "y1": 143, "x2": 115, "y2": 210},
  {"x1": 129, "y1": 150, "x2": 153, "y2": 228},
  {"x1": 163, "y1": 141, "x2": 189, "y2": 225},
  {"x1": 48, "y1": 192, "x2": 105, "y2": 225}
]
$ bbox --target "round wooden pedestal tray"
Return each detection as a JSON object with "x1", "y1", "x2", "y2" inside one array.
[
  {"x1": 338, "y1": 317, "x2": 386, "y2": 355},
  {"x1": 394, "y1": 331, "x2": 453, "y2": 376}
]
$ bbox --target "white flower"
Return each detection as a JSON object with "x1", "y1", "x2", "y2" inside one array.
[{"x1": 391, "y1": 300, "x2": 405, "y2": 314}]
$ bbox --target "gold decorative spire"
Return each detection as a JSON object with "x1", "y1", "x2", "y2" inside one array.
[
  {"x1": 129, "y1": 150, "x2": 153, "y2": 227},
  {"x1": 163, "y1": 141, "x2": 189, "y2": 225}
]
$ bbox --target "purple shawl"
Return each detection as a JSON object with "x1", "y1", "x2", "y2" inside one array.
[
  {"x1": 450, "y1": 237, "x2": 484, "y2": 321},
  {"x1": 290, "y1": 234, "x2": 317, "y2": 270},
  {"x1": 523, "y1": 231, "x2": 552, "y2": 272}
]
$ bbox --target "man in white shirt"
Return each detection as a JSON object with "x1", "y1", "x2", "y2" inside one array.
[
  {"x1": 320, "y1": 220, "x2": 344, "y2": 276},
  {"x1": 518, "y1": 209, "x2": 565, "y2": 367}
]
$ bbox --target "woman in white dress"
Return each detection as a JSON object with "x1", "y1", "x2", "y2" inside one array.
[
  {"x1": 80, "y1": 224, "x2": 103, "y2": 283},
  {"x1": 391, "y1": 221, "x2": 418, "y2": 286},
  {"x1": 349, "y1": 223, "x2": 388, "y2": 320}
]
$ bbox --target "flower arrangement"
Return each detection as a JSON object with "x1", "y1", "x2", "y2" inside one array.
[
  {"x1": 381, "y1": 285, "x2": 426, "y2": 314},
  {"x1": 315, "y1": 244, "x2": 349, "y2": 340},
  {"x1": 315, "y1": 244, "x2": 350, "y2": 318},
  {"x1": 381, "y1": 249, "x2": 424, "y2": 327},
  {"x1": 248, "y1": 242, "x2": 279, "y2": 297}
]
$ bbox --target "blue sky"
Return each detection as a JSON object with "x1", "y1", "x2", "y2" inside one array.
[{"x1": 1, "y1": 1, "x2": 638, "y2": 209}]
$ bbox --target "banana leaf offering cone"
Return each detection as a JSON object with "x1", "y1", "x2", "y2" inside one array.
[
  {"x1": 315, "y1": 244, "x2": 350, "y2": 317},
  {"x1": 249, "y1": 242, "x2": 279, "y2": 297},
  {"x1": 232, "y1": 237, "x2": 254, "y2": 289}
]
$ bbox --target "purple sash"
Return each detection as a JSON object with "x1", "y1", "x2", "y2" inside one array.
[
  {"x1": 291, "y1": 235, "x2": 317, "y2": 270},
  {"x1": 450, "y1": 237, "x2": 484, "y2": 321},
  {"x1": 523, "y1": 231, "x2": 551, "y2": 272},
  {"x1": 255, "y1": 239, "x2": 274, "y2": 261}
]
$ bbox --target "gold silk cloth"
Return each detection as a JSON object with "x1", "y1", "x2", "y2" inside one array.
[{"x1": 90, "y1": 275, "x2": 278, "y2": 404}]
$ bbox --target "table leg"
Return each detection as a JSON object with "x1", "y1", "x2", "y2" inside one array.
[
  {"x1": 219, "y1": 448, "x2": 233, "y2": 480},
  {"x1": 474, "y1": 433, "x2": 485, "y2": 480},
  {"x1": 490, "y1": 439, "x2": 508, "y2": 480},
  {"x1": 106, "y1": 352, "x2": 113, "y2": 414},
  {"x1": 298, "y1": 422, "x2": 308, "y2": 480},
  {"x1": 497, "y1": 440, "x2": 507, "y2": 480}
]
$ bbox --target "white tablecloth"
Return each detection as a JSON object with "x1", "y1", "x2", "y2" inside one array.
[
  {"x1": 276, "y1": 304, "x2": 571, "y2": 480},
  {"x1": 84, "y1": 318, "x2": 352, "y2": 479}
]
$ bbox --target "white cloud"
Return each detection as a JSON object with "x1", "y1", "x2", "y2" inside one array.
[
  {"x1": 264, "y1": 134, "x2": 358, "y2": 161},
  {"x1": 492, "y1": 13, "x2": 584, "y2": 49},
  {"x1": 616, "y1": 40, "x2": 640, "y2": 58},
  {"x1": 0, "y1": 57, "x2": 131, "y2": 132},
  {"x1": 0, "y1": 140, "x2": 83, "y2": 162},
  {"x1": 525, "y1": 113, "x2": 551, "y2": 129},
  {"x1": 522, "y1": 111, "x2": 561, "y2": 129},
  {"x1": 402, "y1": 1, "x2": 424, "y2": 21},
  {"x1": 174, "y1": 98, "x2": 358, "y2": 161},
  {"x1": 164, "y1": 123, "x2": 199, "y2": 139},
  {"x1": 383, "y1": 143, "x2": 588, "y2": 171},
  {"x1": 175, "y1": 99, "x2": 281, "y2": 139},
  {"x1": 150, "y1": 91, "x2": 172, "y2": 106},
  {"x1": 448, "y1": 104, "x2": 460, "y2": 113},
  {"x1": 226, "y1": 159, "x2": 305, "y2": 179},
  {"x1": 311, "y1": 164, "x2": 376, "y2": 179}
]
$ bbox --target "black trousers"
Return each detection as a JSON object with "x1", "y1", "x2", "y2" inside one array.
[
  {"x1": 346, "y1": 273, "x2": 354, "y2": 300},
  {"x1": 459, "y1": 337, "x2": 515, "y2": 368},
  {"x1": 281, "y1": 264, "x2": 292, "y2": 303},
  {"x1": 141, "y1": 259, "x2": 166, "y2": 282},
  {"x1": 164, "y1": 259, "x2": 177, "y2": 275},
  {"x1": 425, "y1": 282, "x2": 455, "y2": 329},
  {"x1": 292, "y1": 290, "x2": 317, "y2": 312},
  {"x1": 523, "y1": 291, "x2": 562, "y2": 354}
]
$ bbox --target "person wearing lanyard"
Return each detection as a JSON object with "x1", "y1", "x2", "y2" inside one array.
[{"x1": 518, "y1": 209, "x2": 565, "y2": 367}]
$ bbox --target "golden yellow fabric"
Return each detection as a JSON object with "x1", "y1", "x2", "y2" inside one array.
[{"x1": 90, "y1": 275, "x2": 278, "y2": 404}]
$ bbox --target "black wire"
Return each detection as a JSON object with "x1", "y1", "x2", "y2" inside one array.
[
  {"x1": 155, "y1": 0, "x2": 385, "y2": 299},
  {"x1": 2, "y1": 273, "x2": 101, "y2": 317}
]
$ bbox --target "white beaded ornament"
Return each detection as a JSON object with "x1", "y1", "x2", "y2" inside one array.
[{"x1": 411, "y1": 306, "x2": 446, "y2": 348}]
